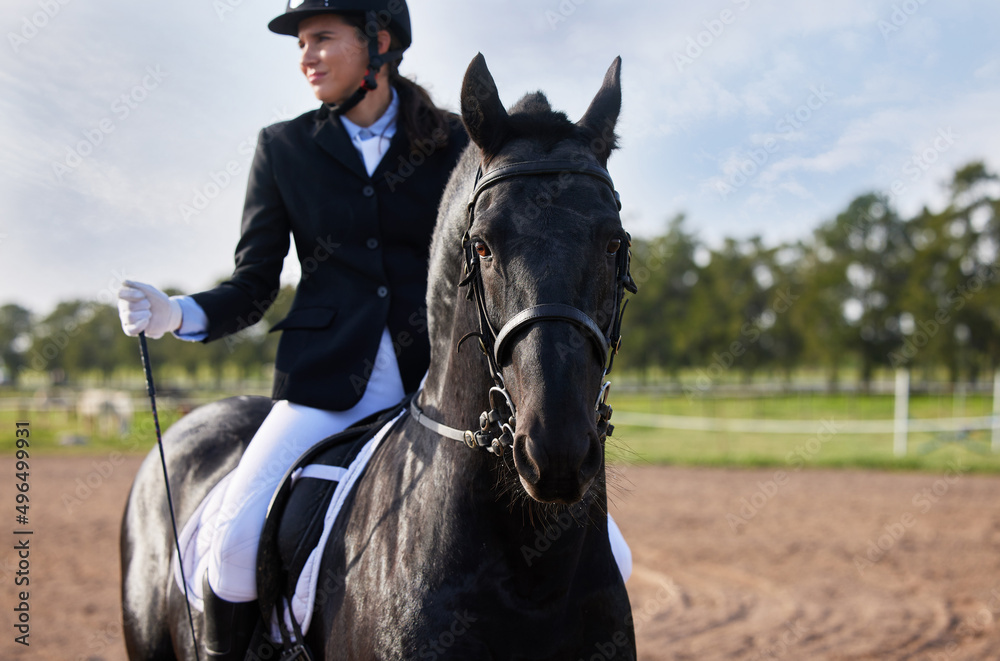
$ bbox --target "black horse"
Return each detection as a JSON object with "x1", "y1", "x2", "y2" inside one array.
[{"x1": 121, "y1": 54, "x2": 636, "y2": 660}]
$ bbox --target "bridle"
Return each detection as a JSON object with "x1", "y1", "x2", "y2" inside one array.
[{"x1": 410, "y1": 157, "x2": 637, "y2": 456}]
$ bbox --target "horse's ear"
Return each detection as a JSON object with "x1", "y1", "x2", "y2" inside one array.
[
  {"x1": 577, "y1": 56, "x2": 622, "y2": 164},
  {"x1": 461, "y1": 53, "x2": 510, "y2": 158}
]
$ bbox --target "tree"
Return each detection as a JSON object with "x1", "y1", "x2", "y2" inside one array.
[
  {"x1": 618, "y1": 215, "x2": 701, "y2": 377},
  {"x1": 0, "y1": 304, "x2": 33, "y2": 385},
  {"x1": 686, "y1": 236, "x2": 781, "y2": 383},
  {"x1": 27, "y1": 300, "x2": 93, "y2": 381},
  {"x1": 898, "y1": 162, "x2": 1000, "y2": 380},
  {"x1": 803, "y1": 193, "x2": 912, "y2": 387}
]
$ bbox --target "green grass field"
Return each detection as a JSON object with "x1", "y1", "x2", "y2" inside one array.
[
  {"x1": 606, "y1": 391, "x2": 1000, "y2": 473},
  {"x1": 0, "y1": 406, "x2": 184, "y2": 456},
  {"x1": 2, "y1": 388, "x2": 998, "y2": 473}
]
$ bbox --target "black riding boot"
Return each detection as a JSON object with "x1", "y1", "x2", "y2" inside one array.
[{"x1": 202, "y1": 575, "x2": 258, "y2": 661}]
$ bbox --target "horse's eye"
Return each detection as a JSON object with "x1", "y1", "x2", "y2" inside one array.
[
  {"x1": 607, "y1": 238, "x2": 622, "y2": 255},
  {"x1": 475, "y1": 241, "x2": 491, "y2": 258}
]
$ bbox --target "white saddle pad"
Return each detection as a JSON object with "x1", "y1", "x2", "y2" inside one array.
[{"x1": 172, "y1": 411, "x2": 402, "y2": 638}]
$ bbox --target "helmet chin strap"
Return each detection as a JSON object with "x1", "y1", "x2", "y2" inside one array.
[
  {"x1": 321, "y1": 10, "x2": 404, "y2": 118},
  {"x1": 322, "y1": 77, "x2": 372, "y2": 118}
]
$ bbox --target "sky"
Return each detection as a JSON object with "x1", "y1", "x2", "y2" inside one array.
[{"x1": 2, "y1": 0, "x2": 999, "y2": 316}]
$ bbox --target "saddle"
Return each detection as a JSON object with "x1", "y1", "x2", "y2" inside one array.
[{"x1": 247, "y1": 397, "x2": 411, "y2": 659}]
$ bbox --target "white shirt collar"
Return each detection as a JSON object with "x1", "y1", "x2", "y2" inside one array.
[{"x1": 339, "y1": 86, "x2": 399, "y2": 143}]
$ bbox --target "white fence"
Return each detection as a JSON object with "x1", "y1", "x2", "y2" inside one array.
[
  {"x1": 3, "y1": 371, "x2": 999, "y2": 456},
  {"x1": 615, "y1": 369, "x2": 1000, "y2": 456}
]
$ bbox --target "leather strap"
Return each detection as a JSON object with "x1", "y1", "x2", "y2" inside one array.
[
  {"x1": 409, "y1": 397, "x2": 474, "y2": 446},
  {"x1": 469, "y1": 160, "x2": 621, "y2": 213},
  {"x1": 493, "y1": 304, "x2": 610, "y2": 365}
]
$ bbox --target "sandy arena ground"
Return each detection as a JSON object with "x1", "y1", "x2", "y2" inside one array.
[{"x1": 3, "y1": 456, "x2": 1000, "y2": 660}]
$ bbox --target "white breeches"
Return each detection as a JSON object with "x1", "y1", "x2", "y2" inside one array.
[
  {"x1": 206, "y1": 328, "x2": 406, "y2": 602},
  {"x1": 608, "y1": 513, "x2": 632, "y2": 583},
  {"x1": 205, "y1": 331, "x2": 632, "y2": 602}
]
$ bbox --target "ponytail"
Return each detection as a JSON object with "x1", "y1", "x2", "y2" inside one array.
[{"x1": 388, "y1": 67, "x2": 454, "y2": 153}]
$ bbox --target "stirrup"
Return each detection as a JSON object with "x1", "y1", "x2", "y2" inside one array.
[{"x1": 272, "y1": 595, "x2": 317, "y2": 661}]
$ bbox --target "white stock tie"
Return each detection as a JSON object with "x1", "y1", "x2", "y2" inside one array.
[{"x1": 356, "y1": 129, "x2": 387, "y2": 177}]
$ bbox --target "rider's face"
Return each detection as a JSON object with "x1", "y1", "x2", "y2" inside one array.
[{"x1": 298, "y1": 14, "x2": 370, "y2": 105}]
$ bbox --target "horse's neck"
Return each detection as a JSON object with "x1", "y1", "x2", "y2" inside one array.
[{"x1": 418, "y1": 299, "x2": 491, "y2": 430}]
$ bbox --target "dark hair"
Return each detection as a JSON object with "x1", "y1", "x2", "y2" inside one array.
[
  {"x1": 343, "y1": 15, "x2": 453, "y2": 153},
  {"x1": 388, "y1": 67, "x2": 453, "y2": 152}
]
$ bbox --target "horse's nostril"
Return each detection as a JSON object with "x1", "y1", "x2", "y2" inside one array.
[
  {"x1": 512, "y1": 427, "x2": 602, "y2": 504},
  {"x1": 513, "y1": 436, "x2": 541, "y2": 486}
]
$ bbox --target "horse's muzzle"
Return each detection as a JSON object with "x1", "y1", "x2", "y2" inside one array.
[{"x1": 512, "y1": 413, "x2": 602, "y2": 504}]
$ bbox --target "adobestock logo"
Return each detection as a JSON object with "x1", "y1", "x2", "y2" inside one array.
[
  {"x1": 673, "y1": 0, "x2": 753, "y2": 73},
  {"x1": 52, "y1": 66, "x2": 167, "y2": 181},
  {"x1": 877, "y1": 0, "x2": 931, "y2": 41},
  {"x1": 545, "y1": 0, "x2": 587, "y2": 31},
  {"x1": 7, "y1": 0, "x2": 75, "y2": 54},
  {"x1": 715, "y1": 85, "x2": 833, "y2": 201}
]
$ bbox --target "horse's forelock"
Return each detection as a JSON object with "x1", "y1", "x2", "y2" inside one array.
[
  {"x1": 509, "y1": 91, "x2": 552, "y2": 115},
  {"x1": 502, "y1": 91, "x2": 619, "y2": 162},
  {"x1": 504, "y1": 92, "x2": 584, "y2": 150}
]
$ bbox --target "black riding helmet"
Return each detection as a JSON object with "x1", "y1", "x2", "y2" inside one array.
[{"x1": 269, "y1": 0, "x2": 412, "y2": 115}]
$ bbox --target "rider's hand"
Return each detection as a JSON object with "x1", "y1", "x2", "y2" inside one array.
[{"x1": 117, "y1": 280, "x2": 183, "y2": 339}]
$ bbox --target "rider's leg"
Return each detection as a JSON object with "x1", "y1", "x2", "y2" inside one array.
[
  {"x1": 608, "y1": 514, "x2": 632, "y2": 582},
  {"x1": 206, "y1": 399, "x2": 387, "y2": 599},
  {"x1": 202, "y1": 328, "x2": 405, "y2": 656},
  {"x1": 202, "y1": 574, "x2": 259, "y2": 661}
]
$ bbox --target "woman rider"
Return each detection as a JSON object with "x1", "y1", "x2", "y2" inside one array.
[
  {"x1": 117, "y1": 2, "x2": 629, "y2": 658},
  {"x1": 119, "y1": 1, "x2": 467, "y2": 657}
]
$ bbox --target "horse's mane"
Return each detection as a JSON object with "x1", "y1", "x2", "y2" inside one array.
[{"x1": 425, "y1": 142, "x2": 477, "y2": 355}]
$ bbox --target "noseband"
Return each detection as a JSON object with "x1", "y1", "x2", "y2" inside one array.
[{"x1": 411, "y1": 158, "x2": 637, "y2": 456}]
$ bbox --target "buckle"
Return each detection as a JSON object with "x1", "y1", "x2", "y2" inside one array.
[{"x1": 280, "y1": 643, "x2": 316, "y2": 661}]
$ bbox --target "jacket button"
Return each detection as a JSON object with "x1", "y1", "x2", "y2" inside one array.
[
  {"x1": 362, "y1": 185, "x2": 375, "y2": 197},
  {"x1": 377, "y1": 286, "x2": 389, "y2": 298},
  {"x1": 366, "y1": 238, "x2": 379, "y2": 249}
]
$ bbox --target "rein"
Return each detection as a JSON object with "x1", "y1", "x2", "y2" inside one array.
[{"x1": 411, "y1": 158, "x2": 637, "y2": 456}]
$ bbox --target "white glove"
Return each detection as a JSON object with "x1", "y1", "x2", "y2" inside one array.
[{"x1": 117, "y1": 280, "x2": 183, "y2": 339}]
